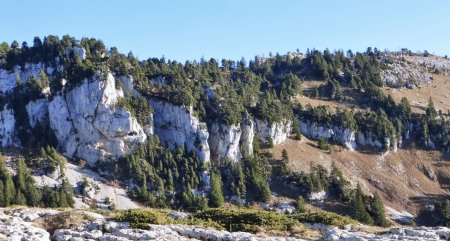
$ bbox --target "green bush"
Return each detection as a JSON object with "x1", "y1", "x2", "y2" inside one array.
[
  {"x1": 318, "y1": 139, "x2": 331, "y2": 151},
  {"x1": 294, "y1": 211, "x2": 357, "y2": 228},
  {"x1": 193, "y1": 208, "x2": 302, "y2": 233}
]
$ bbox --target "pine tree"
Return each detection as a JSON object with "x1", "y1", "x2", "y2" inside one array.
[
  {"x1": 25, "y1": 175, "x2": 41, "y2": 206},
  {"x1": 295, "y1": 196, "x2": 307, "y2": 213},
  {"x1": 236, "y1": 163, "x2": 246, "y2": 200},
  {"x1": 0, "y1": 159, "x2": 15, "y2": 206},
  {"x1": 14, "y1": 158, "x2": 27, "y2": 192},
  {"x1": 0, "y1": 181, "x2": 5, "y2": 207},
  {"x1": 208, "y1": 171, "x2": 224, "y2": 207},
  {"x1": 14, "y1": 189, "x2": 27, "y2": 206},
  {"x1": 426, "y1": 97, "x2": 437, "y2": 120},
  {"x1": 351, "y1": 184, "x2": 373, "y2": 225},
  {"x1": 292, "y1": 120, "x2": 301, "y2": 140},
  {"x1": 280, "y1": 149, "x2": 290, "y2": 175},
  {"x1": 369, "y1": 192, "x2": 390, "y2": 227}
]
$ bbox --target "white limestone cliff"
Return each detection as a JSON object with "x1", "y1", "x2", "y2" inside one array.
[
  {"x1": 0, "y1": 62, "x2": 59, "y2": 94},
  {"x1": 208, "y1": 123, "x2": 242, "y2": 161},
  {"x1": 240, "y1": 119, "x2": 255, "y2": 155},
  {"x1": 255, "y1": 119, "x2": 292, "y2": 145},
  {"x1": 26, "y1": 98, "x2": 49, "y2": 128},
  {"x1": 0, "y1": 105, "x2": 17, "y2": 147},
  {"x1": 149, "y1": 99, "x2": 210, "y2": 162},
  {"x1": 299, "y1": 120, "x2": 398, "y2": 151},
  {"x1": 48, "y1": 73, "x2": 146, "y2": 166}
]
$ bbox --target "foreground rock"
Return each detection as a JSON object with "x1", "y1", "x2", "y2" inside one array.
[
  {"x1": 1, "y1": 208, "x2": 449, "y2": 241},
  {"x1": 323, "y1": 226, "x2": 450, "y2": 241}
]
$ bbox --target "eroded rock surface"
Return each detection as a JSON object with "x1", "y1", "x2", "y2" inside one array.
[
  {"x1": 0, "y1": 104, "x2": 17, "y2": 147},
  {"x1": 48, "y1": 73, "x2": 146, "y2": 166},
  {"x1": 150, "y1": 99, "x2": 210, "y2": 162}
]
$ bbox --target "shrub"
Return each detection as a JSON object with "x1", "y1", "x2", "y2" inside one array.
[
  {"x1": 193, "y1": 208, "x2": 303, "y2": 233},
  {"x1": 294, "y1": 211, "x2": 357, "y2": 228},
  {"x1": 318, "y1": 139, "x2": 331, "y2": 151}
]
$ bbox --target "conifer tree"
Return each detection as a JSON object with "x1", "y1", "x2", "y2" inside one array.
[
  {"x1": 426, "y1": 97, "x2": 437, "y2": 120},
  {"x1": 369, "y1": 192, "x2": 390, "y2": 227},
  {"x1": 0, "y1": 159, "x2": 15, "y2": 206},
  {"x1": 14, "y1": 189, "x2": 27, "y2": 206},
  {"x1": 208, "y1": 171, "x2": 224, "y2": 207},
  {"x1": 15, "y1": 158, "x2": 27, "y2": 192},
  {"x1": 351, "y1": 184, "x2": 373, "y2": 225},
  {"x1": 292, "y1": 120, "x2": 302, "y2": 140},
  {"x1": 295, "y1": 196, "x2": 307, "y2": 213},
  {"x1": 0, "y1": 181, "x2": 4, "y2": 207}
]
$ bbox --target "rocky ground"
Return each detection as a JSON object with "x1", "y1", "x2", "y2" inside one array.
[{"x1": 0, "y1": 208, "x2": 449, "y2": 241}]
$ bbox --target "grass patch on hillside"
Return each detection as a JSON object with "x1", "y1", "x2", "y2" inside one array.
[{"x1": 294, "y1": 211, "x2": 357, "y2": 228}]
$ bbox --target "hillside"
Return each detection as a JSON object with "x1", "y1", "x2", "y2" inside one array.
[{"x1": 0, "y1": 36, "x2": 449, "y2": 239}]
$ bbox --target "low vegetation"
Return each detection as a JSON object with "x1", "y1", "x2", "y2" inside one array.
[{"x1": 115, "y1": 208, "x2": 306, "y2": 234}]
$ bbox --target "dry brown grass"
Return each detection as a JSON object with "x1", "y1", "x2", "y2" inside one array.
[
  {"x1": 271, "y1": 137, "x2": 450, "y2": 215},
  {"x1": 296, "y1": 80, "x2": 355, "y2": 111},
  {"x1": 383, "y1": 74, "x2": 450, "y2": 115},
  {"x1": 34, "y1": 211, "x2": 95, "y2": 235}
]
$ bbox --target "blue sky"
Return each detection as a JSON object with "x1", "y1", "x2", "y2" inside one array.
[{"x1": 2, "y1": 0, "x2": 449, "y2": 62}]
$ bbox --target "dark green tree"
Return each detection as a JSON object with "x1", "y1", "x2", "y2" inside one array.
[
  {"x1": 208, "y1": 171, "x2": 224, "y2": 208},
  {"x1": 351, "y1": 184, "x2": 373, "y2": 225},
  {"x1": 369, "y1": 192, "x2": 390, "y2": 227},
  {"x1": 292, "y1": 120, "x2": 301, "y2": 140}
]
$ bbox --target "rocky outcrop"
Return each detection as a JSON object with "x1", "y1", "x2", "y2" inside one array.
[
  {"x1": 255, "y1": 119, "x2": 292, "y2": 145},
  {"x1": 208, "y1": 123, "x2": 242, "y2": 161},
  {"x1": 300, "y1": 121, "x2": 357, "y2": 150},
  {"x1": 413, "y1": 55, "x2": 450, "y2": 75},
  {"x1": 0, "y1": 62, "x2": 59, "y2": 94},
  {"x1": 381, "y1": 55, "x2": 450, "y2": 88},
  {"x1": 382, "y1": 63, "x2": 432, "y2": 88},
  {"x1": 417, "y1": 163, "x2": 437, "y2": 181},
  {"x1": 3, "y1": 208, "x2": 450, "y2": 241},
  {"x1": 323, "y1": 226, "x2": 450, "y2": 241},
  {"x1": 0, "y1": 105, "x2": 17, "y2": 147},
  {"x1": 150, "y1": 99, "x2": 210, "y2": 162},
  {"x1": 48, "y1": 73, "x2": 146, "y2": 166},
  {"x1": 299, "y1": 120, "x2": 398, "y2": 151},
  {"x1": 118, "y1": 75, "x2": 140, "y2": 97},
  {"x1": 332, "y1": 126, "x2": 357, "y2": 150},
  {"x1": 240, "y1": 119, "x2": 254, "y2": 155},
  {"x1": 26, "y1": 98, "x2": 49, "y2": 128}
]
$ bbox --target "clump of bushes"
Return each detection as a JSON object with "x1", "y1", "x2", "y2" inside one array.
[
  {"x1": 318, "y1": 139, "x2": 331, "y2": 151},
  {"x1": 193, "y1": 208, "x2": 303, "y2": 233},
  {"x1": 115, "y1": 208, "x2": 304, "y2": 234},
  {"x1": 294, "y1": 211, "x2": 357, "y2": 228}
]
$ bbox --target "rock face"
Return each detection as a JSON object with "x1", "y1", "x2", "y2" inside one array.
[
  {"x1": 150, "y1": 99, "x2": 210, "y2": 162},
  {"x1": 299, "y1": 120, "x2": 398, "y2": 151},
  {"x1": 0, "y1": 62, "x2": 58, "y2": 94},
  {"x1": 48, "y1": 73, "x2": 146, "y2": 166},
  {"x1": 382, "y1": 62, "x2": 432, "y2": 88},
  {"x1": 255, "y1": 119, "x2": 292, "y2": 145},
  {"x1": 381, "y1": 55, "x2": 450, "y2": 88},
  {"x1": 0, "y1": 105, "x2": 17, "y2": 147},
  {"x1": 118, "y1": 75, "x2": 140, "y2": 97},
  {"x1": 240, "y1": 119, "x2": 255, "y2": 155},
  {"x1": 26, "y1": 98, "x2": 49, "y2": 128},
  {"x1": 323, "y1": 226, "x2": 450, "y2": 241},
  {"x1": 208, "y1": 123, "x2": 242, "y2": 161}
]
